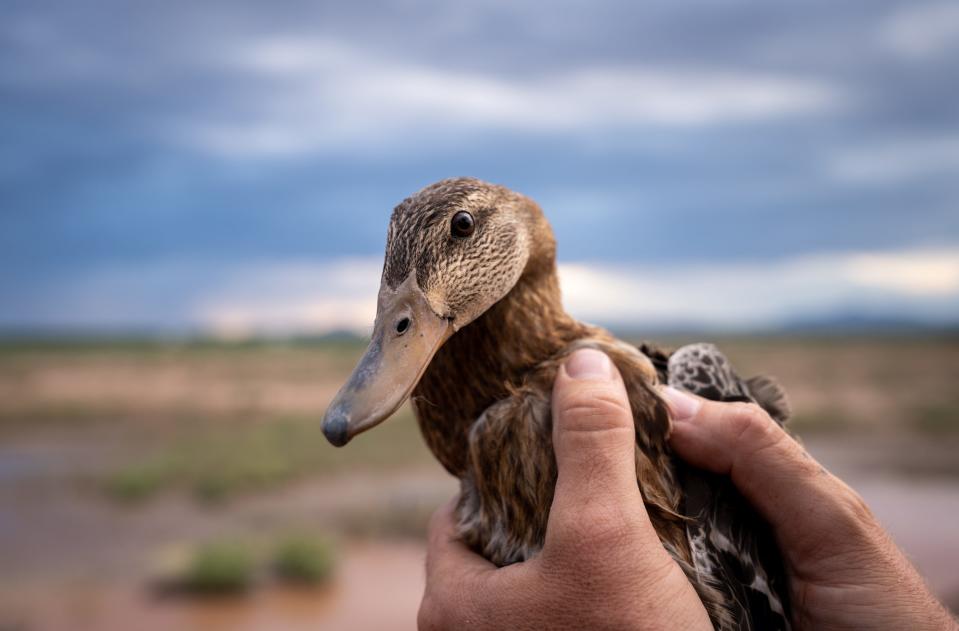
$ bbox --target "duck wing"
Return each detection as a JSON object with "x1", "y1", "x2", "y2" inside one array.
[{"x1": 656, "y1": 342, "x2": 792, "y2": 631}]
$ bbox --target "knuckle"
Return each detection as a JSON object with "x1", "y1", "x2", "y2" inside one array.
[
  {"x1": 727, "y1": 402, "x2": 776, "y2": 445},
  {"x1": 419, "y1": 560, "x2": 467, "y2": 629},
  {"x1": 418, "y1": 589, "x2": 456, "y2": 630},
  {"x1": 416, "y1": 593, "x2": 443, "y2": 631},
  {"x1": 836, "y1": 485, "x2": 876, "y2": 527},
  {"x1": 557, "y1": 385, "x2": 631, "y2": 433}
]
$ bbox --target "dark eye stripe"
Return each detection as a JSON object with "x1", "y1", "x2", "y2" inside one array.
[{"x1": 450, "y1": 211, "x2": 475, "y2": 238}]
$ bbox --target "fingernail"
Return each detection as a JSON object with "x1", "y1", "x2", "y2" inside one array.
[
  {"x1": 565, "y1": 349, "x2": 614, "y2": 381},
  {"x1": 659, "y1": 386, "x2": 702, "y2": 422}
]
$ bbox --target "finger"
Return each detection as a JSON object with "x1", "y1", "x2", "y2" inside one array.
[
  {"x1": 425, "y1": 498, "x2": 496, "y2": 580},
  {"x1": 548, "y1": 350, "x2": 653, "y2": 545},
  {"x1": 420, "y1": 499, "x2": 528, "y2": 630},
  {"x1": 661, "y1": 386, "x2": 866, "y2": 554}
]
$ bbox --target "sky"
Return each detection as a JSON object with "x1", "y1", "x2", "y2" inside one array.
[{"x1": 1, "y1": 0, "x2": 958, "y2": 335}]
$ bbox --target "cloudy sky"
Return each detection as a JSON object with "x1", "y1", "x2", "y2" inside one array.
[{"x1": 2, "y1": 0, "x2": 958, "y2": 335}]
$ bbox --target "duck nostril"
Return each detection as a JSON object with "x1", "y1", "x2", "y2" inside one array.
[{"x1": 395, "y1": 317, "x2": 411, "y2": 335}]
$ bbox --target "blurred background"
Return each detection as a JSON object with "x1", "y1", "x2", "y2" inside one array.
[{"x1": 1, "y1": 0, "x2": 958, "y2": 629}]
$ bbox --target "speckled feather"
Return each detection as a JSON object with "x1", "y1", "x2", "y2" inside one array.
[{"x1": 668, "y1": 344, "x2": 792, "y2": 631}]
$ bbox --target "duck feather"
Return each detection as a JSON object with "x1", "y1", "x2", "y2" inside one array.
[{"x1": 324, "y1": 177, "x2": 794, "y2": 631}]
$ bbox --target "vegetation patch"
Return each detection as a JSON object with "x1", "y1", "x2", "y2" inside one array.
[
  {"x1": 183, "y1": 540, "x2": 256, "y2": 594},
  {"x1": 103, "y1": 458, "x2": 171, "y2": 503},
  {"x1": 910, "y1": 403, "x2": 959, "y2": 435},
  {"x1": 102, "y1": 408, "x2": 430, "y2": 504},
  {"x1": 273, "y1": 535, "x2": 336, "y2": 585},
  {"x1": 155, "y1": 533, "x2": 337, "y2": 595}
]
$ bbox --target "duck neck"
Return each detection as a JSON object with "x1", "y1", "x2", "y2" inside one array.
[{"x1": 412, "y1": 262, "x2": 588, "y2": 476}]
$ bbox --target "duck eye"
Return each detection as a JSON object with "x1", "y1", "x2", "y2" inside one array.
[{"x1": 450, "y1": 211, "x2": 475, "y2": 238}]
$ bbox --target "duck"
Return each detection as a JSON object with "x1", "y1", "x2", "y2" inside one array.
[{"x1": 322, "y1": 177, "x2": 792, "y2": 631}]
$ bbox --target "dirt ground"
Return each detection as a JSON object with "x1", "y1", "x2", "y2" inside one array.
[{"x1": 0, "y1": 336, "x2": 957, "y2": 629}]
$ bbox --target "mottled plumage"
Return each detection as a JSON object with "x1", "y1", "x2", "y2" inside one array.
[
  {"x1": 668, "y1": 344, "x2": 792, "y2": 630},
  {"x1": 323, "y1": 177, "x2": 792, "y2": 630}
]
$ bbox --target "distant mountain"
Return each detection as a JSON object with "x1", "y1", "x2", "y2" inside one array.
[
  {"x1": 776, "y1": 312, "x2": 959, "y2": 335},
  {"x1": 2, "y1": 313, "x2": 955, "y2": 346},
  {"x1": 604, "y1": 312, "x2": 959, "y2": 339}
]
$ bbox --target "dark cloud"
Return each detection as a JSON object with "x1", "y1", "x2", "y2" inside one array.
[{"x1": 1, "y1": 0, "x2": 957, "y2": 329}]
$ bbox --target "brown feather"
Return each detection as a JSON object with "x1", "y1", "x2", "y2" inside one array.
[
  {"x1": 363, "y1": 177, "x2": 745, "y2": 629},
  {"x1": 406, "y1": 219, "x2": 740, "y2": 618}
]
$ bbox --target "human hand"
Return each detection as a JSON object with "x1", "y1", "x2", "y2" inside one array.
[
  {"x1": 418, "y1": 349, "x2": 713, "y2": 630},
  {"x1": 660, "y1": 386, "x2": 958, "y2": 631}
]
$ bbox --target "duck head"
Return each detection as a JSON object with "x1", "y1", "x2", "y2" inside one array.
[{"x1": 322, "y1": 177, "x2": 552, "y2": 446}]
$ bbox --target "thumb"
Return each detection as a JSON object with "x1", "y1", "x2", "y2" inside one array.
[{"x1": 548, "y1": 349, "x2": 646, "y2": 538}]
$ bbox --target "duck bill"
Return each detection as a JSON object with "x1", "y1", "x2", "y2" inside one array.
[{"x1": 321, "y1": 277, "x2": 452, "y2": 447}]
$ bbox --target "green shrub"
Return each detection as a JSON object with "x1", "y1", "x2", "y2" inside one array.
[
  {"x1": 103, "y1": 460, "x2": 169, "y2": 503},
  {"x1": 273, "y1": 536, "x2": 335, "y2": 585},
  {"x1": 184, "y1": 541, "x2": 255, "y2": 593}
]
